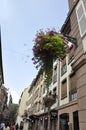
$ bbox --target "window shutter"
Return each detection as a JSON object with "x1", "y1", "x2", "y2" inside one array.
[
  {"x1": 61, "y1": 79, "x2": 67, "y2": 99},
  {"x1": 69, "y1": 73, "x2": 76, "y2": 91},
  {"x1": 76, "y1": 1, "x2": 86, "y2": 37}
]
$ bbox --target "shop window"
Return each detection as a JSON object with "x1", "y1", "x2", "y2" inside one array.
[
  {"x1": 44, "y1": 117, "x2": 48, "y2": 130},
  {"x1": 60, "y1": 113, "x2": 69, "y2": 130},
  {"x1": 73, "y1": 111, "x2": 79, "y2": 130},
  {"x1": 50, "y1": 119, "x2": 57, "y2": 130}
]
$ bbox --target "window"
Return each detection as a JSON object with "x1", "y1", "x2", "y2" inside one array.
[
  {"x1": 69, "y1": 72, "x2": 77, "y2": 101},
  {"x1": 61, "y1": 57, "x2": 67, "y2": 76},
  {"x1": 69, "y1": 72, "x2": 76, "y2": 91},
  {"x1": 61, "y1": 79, "x2": 67, "y2": 99},
  {"x1": 60, "y1": 113, "x2": 69, "y2": 130},
  {"x1": 53, "y1": 65, "x2": 57, "y2": 84},
  {"x1": 76, "y1": 1, "x2": 86, "y2": 37}
]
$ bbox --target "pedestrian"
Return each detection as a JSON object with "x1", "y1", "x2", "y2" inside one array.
[
  {"x1": 20, "y1": 122, "x2": 23, "y2": 130},
  {"x1": 15, "y1": 124, "x2": 19, "y2": 130},
  {"x1": 5, "y1": 123, "x2": 10, "y2": 130},
  {"x1": 0, "y1": 123, "x2": 3, "y2": 130},
  {"x1": 0, "y1": 122, "x2": 5, "y2": 130},
  {"x1": 10, "y1": 123, "x2": 14, "y2": 130}
]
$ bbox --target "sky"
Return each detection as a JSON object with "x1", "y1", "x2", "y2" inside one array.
[{"x1": 0, "y1": 0, "x2": 68, "y2": 103}]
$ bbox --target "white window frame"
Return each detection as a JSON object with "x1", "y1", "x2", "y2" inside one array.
[{"x1": 76, "y1": 0, "x2": 86, "y2": 37}]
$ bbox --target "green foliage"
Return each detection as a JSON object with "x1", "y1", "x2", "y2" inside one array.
[{"x1": 8, "y1": 103, "x2": 18, "y2": 123}]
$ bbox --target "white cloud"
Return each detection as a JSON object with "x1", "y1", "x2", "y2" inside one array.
[{"x1": 10, "y1": 90, "x2": 20, "y2": 104}]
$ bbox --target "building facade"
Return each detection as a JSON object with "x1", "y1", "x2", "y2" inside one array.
[
  {"x1": 16, "y1": 87, "x2": 29, "y2": 128},
  {"x1": 60, "y1": 0, "x2": 86, "y2": 130},
  {"x1": 0, "y1": 30, "x2": 8, "y2": 121},
  {"x1": 25, "y1": 66, "x2": 59, "y2": 130},
  {"x1": 0, "y1": 30, "x2": 4, "y2": 88}
]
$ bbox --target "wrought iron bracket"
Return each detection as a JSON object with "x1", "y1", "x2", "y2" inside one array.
[{"x1": 64, "y1": 34, "x2": 78, "y2": 48}]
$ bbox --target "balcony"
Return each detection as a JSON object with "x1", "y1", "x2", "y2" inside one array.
[
  {"x1": 43, "y1": 93, "x2": 56, "y2": 107},
  {"x1": 28, "y1": 110, "x2": 38, "y2": 120},
  {"x1": 69, "y1": 90, "x2": 77, "y2": 101}
]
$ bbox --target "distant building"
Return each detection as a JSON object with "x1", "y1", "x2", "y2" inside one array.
[
  {"x1": 16, "y1": 87, "x2": 29, "y2": 127},
  {"x1": 0, "y1": 28, "x2": 7, "y2": 121},
  {"x1": 0, "y1": 85, "x2": 8, "y2": 114}
]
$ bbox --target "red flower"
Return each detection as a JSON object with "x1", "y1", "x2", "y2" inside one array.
[{"x1": 32, "y1": 57, "x2": 35, "y2": 61}]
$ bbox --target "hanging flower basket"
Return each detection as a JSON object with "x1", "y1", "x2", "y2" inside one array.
[
  {"x1": 32, "y1": 29, "x2": 69, "y2": 103},
  {"x1": 32, "y1": 29, "x2": 69, "y2": 68}
]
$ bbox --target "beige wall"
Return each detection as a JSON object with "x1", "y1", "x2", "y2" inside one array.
[{"x1": 18, "y1": 87, "x2": 29, "y2": 116}]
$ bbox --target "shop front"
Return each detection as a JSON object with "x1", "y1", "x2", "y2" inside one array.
[
  {"x1": 28, "y1": 109, "x2": 58, "y2": 130},
  {"x1": 58, "y1": 101, "x2": 79, "y2": 130}
]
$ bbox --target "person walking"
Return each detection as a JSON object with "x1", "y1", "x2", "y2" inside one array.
[
  {"x1": 5, "y1": 123, "x2": 10, "y2": 130},
  {"x1": 15, "y1": 124, "x2": 19, "y2": 130},
  {"x1": 10, "y1": 123, "x2": 14, "y2": 130},
  {"x1": 20, "y1": 122, "x2": 23, "y2": 130},
  {"x1": 0, "y1": 122, "x2": 5, "y2": 130}
]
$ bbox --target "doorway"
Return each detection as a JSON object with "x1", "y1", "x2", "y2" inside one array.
[
  {"x1": 73, "y1": 111, "x2": 79, "y2": 130},
  {"x1": 59, "y1": 113, "x2": 69, "y2": 130}
]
